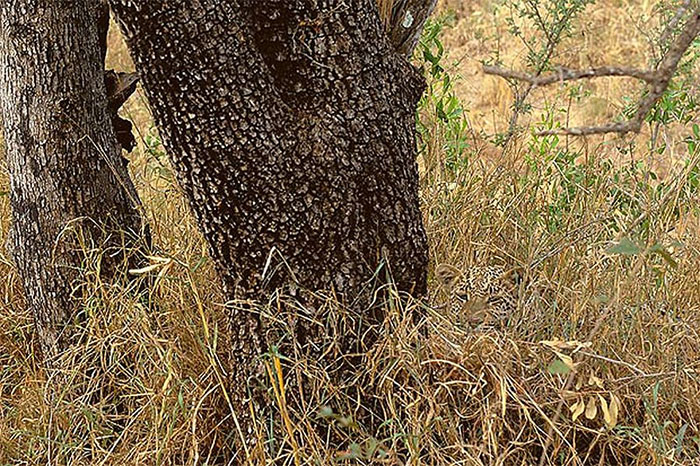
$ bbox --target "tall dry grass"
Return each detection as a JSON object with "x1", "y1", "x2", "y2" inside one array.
[{"x1": 1, "y1": 0, "x2": 700, "y2": 464}]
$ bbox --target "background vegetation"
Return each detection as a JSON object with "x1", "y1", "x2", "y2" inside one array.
[{"x1": 1, "y1": 0, "x2": 699, "y2": 464}]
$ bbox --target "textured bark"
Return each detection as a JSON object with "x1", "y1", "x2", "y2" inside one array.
[
  {"x1": 108, "y1": 0, "x2": 429, "y2": 301},
  {"x1": 107, "y1": 0, "x2": 429, "y2": 453},
  {"x1": 384, "y1": 0, "x2": 439, "y2": 56},
  {"x1": 0, "y1": 0, "x2": 143, "y2": 358}
]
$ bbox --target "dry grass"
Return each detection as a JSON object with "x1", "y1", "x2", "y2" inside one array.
[{"x1": 2, "y1": 1, "x2": 700, "y2": 464}]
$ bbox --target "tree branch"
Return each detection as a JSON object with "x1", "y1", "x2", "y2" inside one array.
[
  {"x1": 484, "y1": 6, "x2": 700, "y2": 136},
  {"x1": 483, "y1": 65, "x2": 657, "y2": 85},
  {"x1": 379, "y1": 0, "x2": 438, "y2": 57},
  {"x1": 659, "y1": 0, "x2": 693, "y2": 47}
]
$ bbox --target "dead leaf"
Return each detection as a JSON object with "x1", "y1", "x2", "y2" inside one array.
[
  {"x1": 129, "y1": 257, "x2": 173, "y2": 276},
  {"x1": 585, "y1": 396, "x2": 597, "y2": 420},
  {"x1": 589, "y1": 374, "x2": 604, "y2": 389},
  {"x1": 554, "y1": 351, "x2": 576, "y2": 371},
  {"x1": 609, "y1": 393, "x2": 620, "y2": 426},
  {"x1": 541, "y1": 340, "x2": 593, "y2": 352},
  {"x1": 599, "y1": 394, "x2": 617, "y2": 428},
  {"x1": 146, "y1": 255, "x2": 172, "y2": 263},
  {"x1": 570, "y1": 399, "x2": 585, "y2": 422},
  {"x1": 129, "y1": 263, "x2": 162, "y2": 275}
]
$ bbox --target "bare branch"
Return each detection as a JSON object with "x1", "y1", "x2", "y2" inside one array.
[
  {"x1": 537, "y1": 121, "x2": 641, "y2": 136},
  {"x1": 659, "y1": 0, "x2": 693, "y2": 47},
  {"x1": 483, "y1": 65, "x2": 657, "y2": 85},
  {"x1": 484, "y1": 6, "x2": 700, "y2": 137},
  {"x1": 495, "y1": 2, "x2": 584, "y2": 149}
]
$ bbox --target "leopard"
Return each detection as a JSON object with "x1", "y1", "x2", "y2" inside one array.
[{"x1": 435, "y1": 263, "x2": 521, "y2": 331}]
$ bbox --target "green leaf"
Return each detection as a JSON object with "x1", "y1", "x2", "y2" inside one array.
[
  {"x1": 336, "y1": 443, "x2": 363, "y2": 460},
  {"x1": 338, "y1": 415, "x2": 357, "y2": 429},
  {"x1": 366, "y1": 438, "x2": 380, "y2": 458},
  {"x1": 190, "y1": 255, "x2": 208, "y2": 273},
  {"x1": 548, "y1": 358, "x2": 572, "y2": 375},
  {"x1": 675, "y1": 423, "x2": 688, "y2": 459},
  {"x1": 606, "y1": 237, "x2": 641, "y2": 256},
  {"x1": 594, "y1": 294, "x2": 610, "y2": 305},
  {"x1": 648, "y1": 243, "x2": 679, "y2": 269},
  {"x1": 318, "y1": 406, "x2": 334, "y2": 419},
  {"x1": 178, "y1": 389, "x2": 185, "y2": 410}
]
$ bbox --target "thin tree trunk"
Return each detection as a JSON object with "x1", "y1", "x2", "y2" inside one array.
[{"x1": 0, "y1": 0, "x2": 144, "y2": 359}]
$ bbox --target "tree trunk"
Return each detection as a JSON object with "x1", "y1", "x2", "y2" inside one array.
[
  {"x1": 382, "y1": 0, "x2": 439, "y2": 57},
  {"x1": 0, "y1": 0, "x2": 144, "y2": 358},
  {"x1": 107, "y1": 0, "x2": 429, "y2": 454},
  {"x1": 108, "y1": 0, "x2": 428, "y2": 300}
]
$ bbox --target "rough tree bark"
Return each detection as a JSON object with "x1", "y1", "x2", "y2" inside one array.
[
  {"x1": 108, "y1": 1, "x2": 429, "y2": 302},
  {"x1": 382, "y1": 0, "x2": 439, "y2": 56},
  {"x1": 107, "y1": 0, "x2": 431, "y2": 452},
  {"x1": 0, "y1": 0, "x2": 143, "y2": 358}
]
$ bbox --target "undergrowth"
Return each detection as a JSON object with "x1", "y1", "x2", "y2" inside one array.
[{"x1": 1, "y1": 1, "x2": 700, "y2": 465}]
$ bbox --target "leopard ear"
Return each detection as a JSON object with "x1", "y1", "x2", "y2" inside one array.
[{"x1": 435, "y1": 264, "x2": 462, "y2": 288}]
